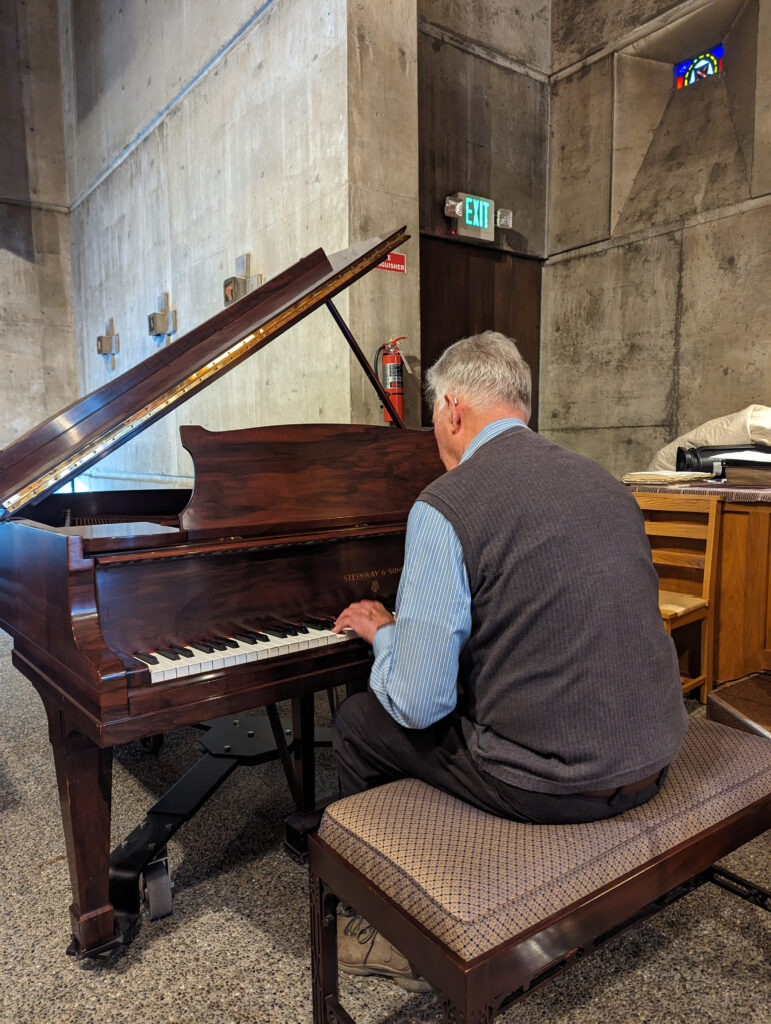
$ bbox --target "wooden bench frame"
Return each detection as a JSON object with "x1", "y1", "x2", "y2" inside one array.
[{"x1": 309, "y1": 794, "x2": 770, "y2": 1022}]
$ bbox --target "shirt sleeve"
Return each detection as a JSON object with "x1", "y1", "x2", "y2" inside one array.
[{"x1": 369, "y1": 500, "x2": 471, "y2": 729}]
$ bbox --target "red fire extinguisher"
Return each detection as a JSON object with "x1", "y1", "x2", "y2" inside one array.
[{"x1": 376, "y1": 336, "x2": 406, "y2": 423}]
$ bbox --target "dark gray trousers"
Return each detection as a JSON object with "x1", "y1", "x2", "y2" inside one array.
[{"x1": 332, "y1": 691, "x2": 667, "y2": 825}]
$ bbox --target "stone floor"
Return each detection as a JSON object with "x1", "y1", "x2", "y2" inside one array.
[{"x1": 0, "y1": 629, "x2": 768, "y2": 1024}]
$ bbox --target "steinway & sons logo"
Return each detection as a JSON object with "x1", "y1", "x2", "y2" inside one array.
[{"x1": 343, "y1": 567, "x2": 401, "y2": 594}]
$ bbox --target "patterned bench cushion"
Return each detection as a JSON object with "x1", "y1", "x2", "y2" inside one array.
[{"x1": 318, "y1": 717, "x2": 771, "y2": 961}]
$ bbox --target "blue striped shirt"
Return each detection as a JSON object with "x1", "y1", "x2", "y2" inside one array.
[{"x1": 370, "y1": 418, "x2": 528, "y2": 728}]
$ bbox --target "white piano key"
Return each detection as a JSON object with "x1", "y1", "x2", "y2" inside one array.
[{"x1": 133, "y1": 619, "x2": 352, "y2": 683}]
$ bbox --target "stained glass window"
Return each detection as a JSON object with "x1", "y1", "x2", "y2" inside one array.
[{"x1": 675, "y1": 44, "x2": 724, "y2": 89}]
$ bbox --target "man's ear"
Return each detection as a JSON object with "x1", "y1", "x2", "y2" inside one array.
[{"x1": 446, "y1": 393, "x2": 462, "y2": 433}]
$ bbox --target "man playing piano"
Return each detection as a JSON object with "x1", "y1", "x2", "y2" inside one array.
[{"x1": 331, "y1": 330, "x2": 687, "y2": 990}]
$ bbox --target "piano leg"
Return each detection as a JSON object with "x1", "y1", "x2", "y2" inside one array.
[{"x1": 46, "y1": 702, "x2": 120, "y2": 956}]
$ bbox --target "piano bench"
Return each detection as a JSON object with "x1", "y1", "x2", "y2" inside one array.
[{"x1": 308, "y1": 717, "x2": 771, "y2": 1023}]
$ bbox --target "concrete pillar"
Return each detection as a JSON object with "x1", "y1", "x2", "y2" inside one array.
[
  {"x1": 346, "y1": 0, "x2": 421, "y2": 425},
  {"x1": 0, "y1": 0, "x2": 76, "y2": 450}
]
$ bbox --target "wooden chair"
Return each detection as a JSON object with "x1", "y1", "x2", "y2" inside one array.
[{"x1": 632, "y1": 492, "x2": 722, "y2": 703}]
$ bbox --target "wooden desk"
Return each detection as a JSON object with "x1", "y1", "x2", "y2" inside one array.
[
  {"x1": 630, "y1": 485, "x2": 771, "y2": 685},
  {"x1": 716, "y1": 495, "x2": 771, "y2": 682}
]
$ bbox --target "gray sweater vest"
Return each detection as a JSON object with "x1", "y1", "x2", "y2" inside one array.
[{"x1": 419, "y1": 427, "x2": 688, "y2": 794}]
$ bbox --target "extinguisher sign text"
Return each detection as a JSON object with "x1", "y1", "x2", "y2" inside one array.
[{"x1": 377, "y1": 252, "x2": 407, "y2": 274}]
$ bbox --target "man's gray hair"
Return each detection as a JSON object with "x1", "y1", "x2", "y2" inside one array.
[{"x1": 424, "y1": 330, "x2": 532, "y2": 419}]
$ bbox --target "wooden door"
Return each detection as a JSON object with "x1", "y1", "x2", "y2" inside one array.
[{"x1": 418, "y1": 236, "x2": 541, "y2": 427}]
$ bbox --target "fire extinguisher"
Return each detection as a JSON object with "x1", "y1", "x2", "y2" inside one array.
[{"x1": 375, "y1": 336, "x2": 406, "y2": 423}]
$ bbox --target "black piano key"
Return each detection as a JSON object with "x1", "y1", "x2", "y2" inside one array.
[
  {"x1": 188, "y1": 641, "x2": 215, "y2": 654},
  {"x1": 169, "y1": 644, "x2": 195, "y2": 658},
  {"x1": 204, "y1": 638, "x2": 229, "y2": 651},
  {"x1": 133, "y1": 651, "x2": 159, "y2": 666},
  {"x1": 252, "y1": 624, "x2": 288, "y2": 639},
  {"x1": 297, "y1": 616, "x2": 333, "y2": 631},
  {"x1": 230, "y1": 632, "x2": 260, "y2": 645},
  {"x1": 307, "y1": 614, "x2": 338, "y2": 629},
  {"x1": 298, "y1": 615, "x2": 325, "y2": 628},
  {"x1": 261, "y1": 617, "x2": 299, "y2": 636},
  {"x1": 212, "y1": 635, "x2": 239, "y2": 649},
  {"x1": 155, "y1": 647, "x2": 181, "y2": 661},
  {"x1": 240, "y1": 629, "x2": 271, "y2": 643},
  {"x1": 278, "y1": 618, "x2": 309, "y2": 634}
]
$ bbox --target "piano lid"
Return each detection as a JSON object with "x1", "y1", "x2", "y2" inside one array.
[{"x1": 0, "y1": 226, "x2": 408, "y2": 520}]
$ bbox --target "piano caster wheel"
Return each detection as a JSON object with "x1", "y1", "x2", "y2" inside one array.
[
  {"x1": 140, "y1": 734, "x2": 164, "y2": 754},
  {"x1": 141, "y1": 856, "x2": 173, "y2": 920}
]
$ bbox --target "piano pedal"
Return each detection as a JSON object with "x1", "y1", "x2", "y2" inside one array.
[{"x1": 141, "y1": 854, "x2": 173, "y2": 920}]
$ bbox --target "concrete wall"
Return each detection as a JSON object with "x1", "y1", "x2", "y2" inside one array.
[
  {"x1": 59, "y1": 0, "x2": 420, "y2": 488},
  {"x1": 417, "y1": 0, "x2": 550, "y2": 258},
  {"x1": 542, "y1": 0, "x2": 770, "y2": 477},
  {"x1": 7, "y1": 0, "x2": 767, "y2": 488},
  {"x1": 0, "y1": 0, "x2": 76, "y2": 452}
]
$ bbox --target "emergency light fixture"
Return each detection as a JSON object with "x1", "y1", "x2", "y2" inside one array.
[{"x1": 444, "y1": 193, "x2": 512, "y2": 241}]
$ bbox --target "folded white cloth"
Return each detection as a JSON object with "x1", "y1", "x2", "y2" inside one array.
[{"x1": 647, "y1": 405, "x2": 771, "y2": 471}]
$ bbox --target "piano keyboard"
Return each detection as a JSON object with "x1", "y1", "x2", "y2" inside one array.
[{"x1": 132, "y1": 616, "x2": 351, "y2": 684}]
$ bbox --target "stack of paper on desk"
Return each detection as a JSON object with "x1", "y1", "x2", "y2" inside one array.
[{"x1": 621, "y1": 470, "x2": 714, "y2": 485}]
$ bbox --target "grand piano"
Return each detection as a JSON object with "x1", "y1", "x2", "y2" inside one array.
[{"x1": 0, "y1": 227, "x2": 444, "y2": 957}]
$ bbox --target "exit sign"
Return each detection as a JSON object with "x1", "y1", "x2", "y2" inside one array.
[
  {"x1": 463, "y1": 194, "x2": 492, "y2": 232},
  {"x1": 447, "y1": 192, "x2": 496, "y2": 241}
]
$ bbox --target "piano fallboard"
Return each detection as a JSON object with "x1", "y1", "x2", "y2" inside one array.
[{"x1": 1, "y1": 510, "x2": 408, "y2": 746}]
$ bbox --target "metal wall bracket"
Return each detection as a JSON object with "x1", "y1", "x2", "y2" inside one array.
[
  {"x1": 223, "y1": 253, "x2": 263, "y2": 306},
  {"x1": 96, "y1": 318, "x2": 120, "y2": 370},
  {"x1": 147, "y1": 292, "x2": 178, "y2": 346}
]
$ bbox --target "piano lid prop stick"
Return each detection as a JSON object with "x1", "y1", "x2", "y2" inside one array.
[{"x1": 324, "y1": 299, "x2": 406, "y2": 428}]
